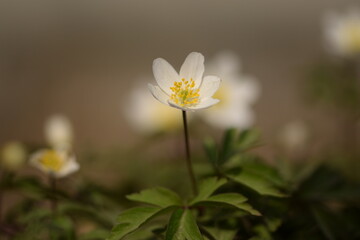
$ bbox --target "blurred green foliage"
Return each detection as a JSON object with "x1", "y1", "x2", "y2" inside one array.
[{"x1": 1, "y1": 128, "x2": 360, "y2": 239}]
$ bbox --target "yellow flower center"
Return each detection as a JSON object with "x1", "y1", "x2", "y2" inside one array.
[
  {"x1": 170, "y1": 78, "x2": 200, "y2": 107},
  {"x1": 345, "y1": 22, "x2": 360, "y2": 52},
  {"x1": 39, "y1": 150, "x2": 64, "y2": 172}
]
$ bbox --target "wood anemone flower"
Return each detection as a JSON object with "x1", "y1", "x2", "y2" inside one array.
[
  {"x1": 30, "y1": 149, "x2": 79, "y2": 178},
  {"x1": 148, "y1": 52, "x2": 221, "y2": 111},
  {"x1": 324, "y1": 8, "x2": 360, "y2": 56}
]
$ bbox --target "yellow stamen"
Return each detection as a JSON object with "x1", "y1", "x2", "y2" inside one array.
[
  {"x1": 170, "y1": 78, "x2": 200, "y2": 107},
  {"x1": 39, "y1": 150, "x2": 64, "y2": 172}
]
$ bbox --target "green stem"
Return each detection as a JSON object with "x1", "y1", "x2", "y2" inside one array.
[
  {"x1": 182, "y1": 110, "x2": 198, "y2": 195},
  {"x1": 49, "y1": 174, "x2": 57, "y2": 213}
]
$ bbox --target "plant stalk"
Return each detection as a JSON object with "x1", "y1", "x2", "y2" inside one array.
[
  {"x1": 49, "y1": 174, "x2": 57, "y2": 213},
  {"x1": 182, "y1": 110, "x2": 198, "y2": 195}
]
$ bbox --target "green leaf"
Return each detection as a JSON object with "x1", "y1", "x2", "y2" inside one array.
[
  {"x1": 107, "y1": 206, "x2": 172, "y2": 240},
  {"x1": 127, "y1": 187, "x2": 182, "y2": 208},
  {"x1": 202, "y1": 227, "x2": 237, "y2": 240},
  {"x1": 237, "y1": 129, "x2": 260, "y2": 150},
  {"x1": 266, "y1": 218, "x2": 282, "y2": 232},
  {"x1": 241, "y1": 162, "x2": 286, "y2": 188},
  {"x1": 181, "y1": 210, "x2": 204, "y2": 240},
  {"x1": 228, "y1": 171, "x2": 286, "y2": 197},
  {"x1": 165, "y1": 208, "x2": 184, "y2": 240},
  {"x1": 219, "y1": 128, "x2": 237, "y2": 165},
  {"x1": 190, "y1": 177, "x2": 227, "y2": 205},
  {"x1": 203, "y1": 138, "x2": 218, "y2": 167},
  {"x1": 52, "y1": 215, "x2": 75, "y2": 240},
  {"x1": 250, "y1": 225, "x2": 272, "y2": 240},
  {"x1": 193, "y1": 193, "x2": 260, "y2": 216},
  {"x1": 206, "y1": 193, "x2": 247, "y2": 203},
  {"x1": 165, "y1": 208, "x2": 204, "y2": 240}
]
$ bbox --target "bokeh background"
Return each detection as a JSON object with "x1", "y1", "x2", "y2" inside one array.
[
  {"x1": 1, "y1": 1, "x2": 360, "y2": 239},
  {"x1": 1, "y1": 0, "x2": 358, "y2": 149}
]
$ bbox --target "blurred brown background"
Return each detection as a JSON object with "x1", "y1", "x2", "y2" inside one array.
[{"x1": 0, "y1": 0, "x2": 357, "y2": 150}]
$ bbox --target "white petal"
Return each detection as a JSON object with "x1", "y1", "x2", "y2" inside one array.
[
  {"x1": 234, "y1": 78, "x2": 261, "y2": 104},
  {"x1": 168, "y1": 100, "x2": 187, "y2": 111},
  {"x1": 153, "y1": 58, "x2": 180, "y2": 95},
  {"x1": 180, "y1": 52, "x2": 204, "y2": 88},
  {"x1": 205, "y1": 106, "x2": 255, "y2": 129},
  {"x1": 56, "y1": 155, "x2": 79, "y2": 178},
  {"x1": 188, "y1": 98, "x2": 220, "y2": 110},
  {"x1": 45, "y1": 115, "x2": 73, "y2": 150},
  {"x1": 29, "y1": 150, "x2": 48, "y2": 173},
  {"x1": 148, "y1": 84, "x2": 170, "y2": 106},
  {"x1": 199, "y1": 76, "x2": 221, "y2": 98}
]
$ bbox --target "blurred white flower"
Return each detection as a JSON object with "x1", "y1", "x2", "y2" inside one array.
[
  {"x1": 200, "y1": 51, "x2": 260, "y2": 129},
  {"x1": 45, "y1": 114, "x2": 73, "y2": 151},
  {"x1": 0, "y1": 142, "x2": 27, "y2": 171},
  {"x1": 126, "y1": 83, "x2": 182, "y2": 133},
  {"x1": 279, "y1": 121, "x2": 309, "y2": 153},
  {"x1": 324, "y1": 8, "x2": 360, "y2": 56},
  {"x1": 30, "y1": 149, "x2": 79, "y2": 178},
  {"x1": 149, "y1": 52, "x2": 221, "y2": 111}
]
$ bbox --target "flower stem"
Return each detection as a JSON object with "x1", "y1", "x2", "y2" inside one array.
[
  {"x1": 49, "y1": 174, "x2": 57, "y2": 213},
  {"x1": 182, "y1": 110, "x2": 198, "y2": 195}
]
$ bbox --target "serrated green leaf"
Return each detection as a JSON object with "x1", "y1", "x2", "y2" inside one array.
[
  {"x1": 228, "y1": 171, "x2": 286, "y2": 197},
  {"x1": 192, "y1": 193, "x2": 260, "y2": 216},
  {"x1": 107, "y1": 206, "x2": 172, "y2": 240},
  {"x1": 165, "y1": 208, "x2": 204, "y2": 240},
  {"x1": 190, "y1": 177, "x2": 227, "y2": 205},
  {"x1": 127, "y1": 187, "x2": 182, "y2": 208}
]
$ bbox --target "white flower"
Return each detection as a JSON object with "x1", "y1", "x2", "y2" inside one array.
[
  {"x1": 200, "y1": 51, "x2": 260, "y2": 129},
  {"x1": 279, "y1": 121, "x2": 309, "y2": 153},
  {"x1": 45, "y1": 114, "x2": 73, "y2": 151},
  {"x1": 125, "y1": 82, "x2": 182, "y2": 133},
  {"x1": 29, "y1": 149, "x2": 79, "y2": 178},
  {"x1": 324, "y1": 8, "x2": 360, "y2": 56},
  {"x1": 1, "y1": 142, "x2": 27, "y2": 171},
  {"x1": 148, "y1": 52, "x2": 221, "y2": 111}
]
